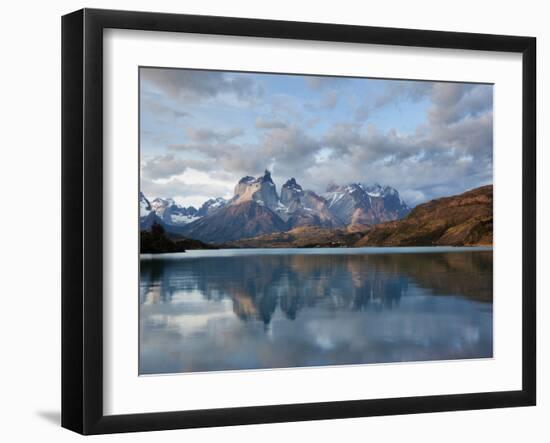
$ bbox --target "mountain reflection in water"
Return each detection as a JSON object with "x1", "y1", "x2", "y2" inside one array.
[{"x1": 139, "y1": 249, "x2": 492, "y2": 374}]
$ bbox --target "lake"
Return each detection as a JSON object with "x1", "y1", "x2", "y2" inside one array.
[{"x1": 139, "y1": 247, "x2": 493, "y2": 375}]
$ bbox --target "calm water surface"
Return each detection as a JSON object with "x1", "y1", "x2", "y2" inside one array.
[{"x1": 139, "y1": 247, "x2": 493, "y2": 374}]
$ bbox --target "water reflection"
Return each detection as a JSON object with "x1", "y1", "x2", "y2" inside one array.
[{"x1": 140, "y1": 249, "x2": 492, "y2": 374}]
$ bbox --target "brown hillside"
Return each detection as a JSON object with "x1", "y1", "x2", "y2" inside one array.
[
  {"x1": 224, "y1": 226, "x2": 366, "y2": 248},
  {"x1": 355, "y1": 185, "x2": 493, "y2": 247}
]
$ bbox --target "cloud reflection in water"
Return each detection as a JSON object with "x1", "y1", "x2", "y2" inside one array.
[{"x1": 139, "y1": 249, "x2": 492, "y2": 374}]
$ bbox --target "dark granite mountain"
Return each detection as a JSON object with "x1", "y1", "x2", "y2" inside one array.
[
  {"x1": 280, "y1": 178, "x2": 302, "y2": 205},
  {"x1": 277, "y1": 178, "x2": 341, "y2": 229}
]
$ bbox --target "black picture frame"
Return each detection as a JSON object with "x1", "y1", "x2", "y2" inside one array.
[{"x1": 62, "y1": 8, "x2": 536, "y2": 435}]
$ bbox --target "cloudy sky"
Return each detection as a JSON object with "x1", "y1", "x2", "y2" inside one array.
[{"x1": 140, "y1": 67, "x2": 493, "y2": 208}]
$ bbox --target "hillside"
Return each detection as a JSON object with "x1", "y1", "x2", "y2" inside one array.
[
  {"x1": 182, "y1": 200, "x2": 288, "y2": 243},
  {"x1": 224, "y1": 226, "x2": 367, "y2": 248},
  {"x1": 355, "y1": 185, "x2": 493, "y2": 247}
]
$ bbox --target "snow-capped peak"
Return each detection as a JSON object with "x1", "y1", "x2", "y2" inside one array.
[
  {"x1": 139, "y1": 193, "x2": 201, "y2": 226},
  {"x1": 197, "y1": 197, "x2": 228, "y2": 217},
  {"x1": 363, "y1": 183, "x2": 398, "y2": 198},
  {"x1": 150, "y1": 197, "x2": 176, "y2": 215}
]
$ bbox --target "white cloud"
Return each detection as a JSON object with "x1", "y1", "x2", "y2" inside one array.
[{"x1": 141, "y1": 70, "x2": 493, "y2": 208}]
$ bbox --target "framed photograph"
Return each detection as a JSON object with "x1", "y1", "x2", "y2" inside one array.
[{"x1": 62, "y1": 8, "x2": 536, "y2": 435}]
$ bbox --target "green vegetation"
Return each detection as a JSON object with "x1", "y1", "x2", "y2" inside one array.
[
  {"x1": 141, "y1": 222, "x2": 219, "y2": 253},
  {"x1": 140, "y1": 223, "x2": 187, "y2": 253}
]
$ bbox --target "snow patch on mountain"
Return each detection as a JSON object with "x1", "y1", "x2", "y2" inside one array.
[
  {"x1": 197, "y1": 197, "x2": 228, "y2": 217},
  {"x1": 140, "y1": 196, "x2": 200, "y2": 227},
  {"x1": 170, "y1": 213, "x2": 201, "y2": 224},
  {"x1": 323, "y1": 182, "x2": 410, "y2": 225}
]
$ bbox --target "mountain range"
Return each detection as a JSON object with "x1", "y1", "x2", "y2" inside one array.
[
  {"x1": 229, "y1": 185, "x2": 493, "y2": 248},
  {"x1": 140, "y1": 170, "x2": 411, "y2": 243}
]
